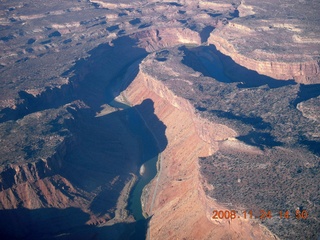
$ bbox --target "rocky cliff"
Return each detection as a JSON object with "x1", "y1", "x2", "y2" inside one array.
[
  {"x1": 132, "y1": 28, "x2": 202, "y2": 52},
  {"x1": 1, "y1": 0, "x2": 319, "y2": 238},
  {"x1": 0, "y1": 141, "x2": 66, "y2": 208},
  {"x1": 208, "y1": 29, "x2": 320, "y2": 84},
  {"x1": 208, "y1": 0, "x2": 320, "y2": 84},
  {"x1": 123, "y1": 54, "x2": 277, "y2": 239}
]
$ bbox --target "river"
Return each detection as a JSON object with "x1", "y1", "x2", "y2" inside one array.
[
  {"x1": 105, "y1": 42, "x2": 297, "y2": 238},
  {"x1": 108, "y1": 94, "x2": 160, "y2": 221}
]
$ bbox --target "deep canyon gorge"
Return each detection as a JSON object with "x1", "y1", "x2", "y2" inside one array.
[{"x1": 0, "y1": 0, "x2": 319, "y2": 239}]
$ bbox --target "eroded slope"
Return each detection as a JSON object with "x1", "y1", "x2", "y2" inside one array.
[
  {"x1": 0, "y1": 0, "x2": 319, "y2": 239},
  {"x1": 209, "y1": 0, "x2": 320, "y2": 83},
  {"x1": 124, "y1": 46, "x2": 320, "y2": 239}
]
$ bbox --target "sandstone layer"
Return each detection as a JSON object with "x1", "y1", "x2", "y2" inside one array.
[
  {"x1": 122, "y1": 44, "x2": 319, "y2": 239},
  {"x1": 0, "y1": 0, "x2": 319, "y2": 239},
  {"x1": 208, "y1": 0, "x2": 320, "y2": 84},
  {"x1": 123, "y1": 54, "x2": 278, "y2": 240}
]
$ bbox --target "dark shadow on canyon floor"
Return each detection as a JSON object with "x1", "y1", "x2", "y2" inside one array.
[
  {"x1": 0, "y1": 36, "x2": 147, "y2": 123},
  {"x1": 299, "y1": 138, "x2": 320, "y2": 157},
  {"x1": 73, "y1": 36, "x2": 148, "y2": 110},
  {"x1": 0, "y1": 36, "x2": 165, "y2": 240},
  {"x1": 209, "y1": 109, "x2": 272, "y2": 130},
  {"x1": 200, "y1": 26, "x2": 214, "y2": 43},
  {"x1": 61, "y1": 97, "x2": 167, "y2": 223},
  {"x1": 57, "y1": 35, "x2": 162, "y2": 237},
  {"x1": 0, "y1": 99, "x2": 165, "y2": 240},
  {"x1": 0, "y1": 207, "x2": 150, "y2": 240},
  {"x1": 0, "y1": 86, "x2": 75, "y2": 123},
  {"x1": 181, "y1": 45, "x2": 296, "y2": 89},
  {"x1": 0, "y1": 207, "x2": 90, "y2": 240},
  {"x1": 62, "y1": 97, "x2": 167, "y2": 196},
  {"x1": 237, "y1": 131, "x2": 282, "y2": 149},
  {"x1": 292, "y1": 83, "x2": 320, "y2": 106}
]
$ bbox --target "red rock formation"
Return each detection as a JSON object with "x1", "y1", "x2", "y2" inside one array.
[
  {"x1": 0, "y1": 137, "x2": 89, "y2": 208},
  {"x1": 208, "y1": 0, "x2": 320, "y2": 84},
  {"x1": 208, "y1": 27, "x2": 320, "y2": 84},
  {"x1": 131, "y1": 28, "x2": 202, "y2": 52},
  {"x1": 124, "y1": 66, "x2": 278, "y2": 239}
]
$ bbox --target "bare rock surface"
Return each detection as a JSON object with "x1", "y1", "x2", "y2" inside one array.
[
  {"x1": 0, "y1": 0, "x2": 319, "y2": 239},
  {"x1": 209, "y1": 0, "x2": 320, "y2": 83},
  {"x1": 126, "y1": 46, "x2": 320, "y2": 240}
]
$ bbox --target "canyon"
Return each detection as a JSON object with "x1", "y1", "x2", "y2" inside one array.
[
  {"x1": 0, "y1": 0, "x2": 319, "y2": 239},
  {"x1": 208, "y1": 0, "x2": 320, "y2": 84},
  {"x1": 123, "y1": 57, "x2": 278, "y2": 240}
]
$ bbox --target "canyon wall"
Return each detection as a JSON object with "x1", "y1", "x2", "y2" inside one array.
[
  {"x1": 208, "y1": 29, "x2": 320, "y2": 84},
  {"x1": 123, "y1": 65, "x2": 278, "y2": 239},
  {"x1": 132, "y1": 28, "x2": 202, "y2": 52},
  {"x1": 206, "y1": 0, "x2": 320, "y2": 84},
  {"x1": 1, "y1": 0, "x2": 319, "y2": 238},
  {"x1": 0, "y1": 140, "x2": 67, "y2": 209}
]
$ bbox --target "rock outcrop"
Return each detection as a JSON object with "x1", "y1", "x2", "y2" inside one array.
[
  {"x1": 132, "y1": 28, "x2": 202, "y2": 52},
  {"x1": 208, "y1": 0, "x2": 320, "y2": 84},
  {"x1": 123, "y1": 57, "x2": 277, "y2": 239},
  {"x1": 209, "y1": 29, "x2": 320, "y2": 84},
  {"x1": 1, "y1": 0, "x2": 319, "y2": 238}
]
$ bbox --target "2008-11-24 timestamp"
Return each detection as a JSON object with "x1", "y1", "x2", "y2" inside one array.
[{"x1": 212, "y1": 209, "x2": 308, "y2": 220}]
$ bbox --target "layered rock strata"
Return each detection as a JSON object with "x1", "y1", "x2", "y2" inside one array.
[
  {"x1": 1, "y1": 0, "x2": 319, "y2": 238},
  {"x1": 208, "y1": 0, "x2": 320, "y2": 84},
  {"x1": 123, "y1": 56, "x2": 277, "y2": 239}
]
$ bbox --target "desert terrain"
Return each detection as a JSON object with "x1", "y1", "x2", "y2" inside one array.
[{"x1": 0, "y1": 0, "x2": 319, "y2": 239}]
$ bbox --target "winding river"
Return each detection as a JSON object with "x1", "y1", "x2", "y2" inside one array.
[
  {"x1": 108, "y1": 95, "x2": 160, "y2": 239},
  {"x1": 104, "y1": 41, "x2": 299, "y2": 239},
  {"x1": 108, "y1": 98, "x2": 159, "y2": 218}
]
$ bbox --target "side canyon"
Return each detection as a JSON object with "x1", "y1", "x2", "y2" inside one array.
[{"x1": 0, "y1": 0, "x2": 319, "y2": 239}]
